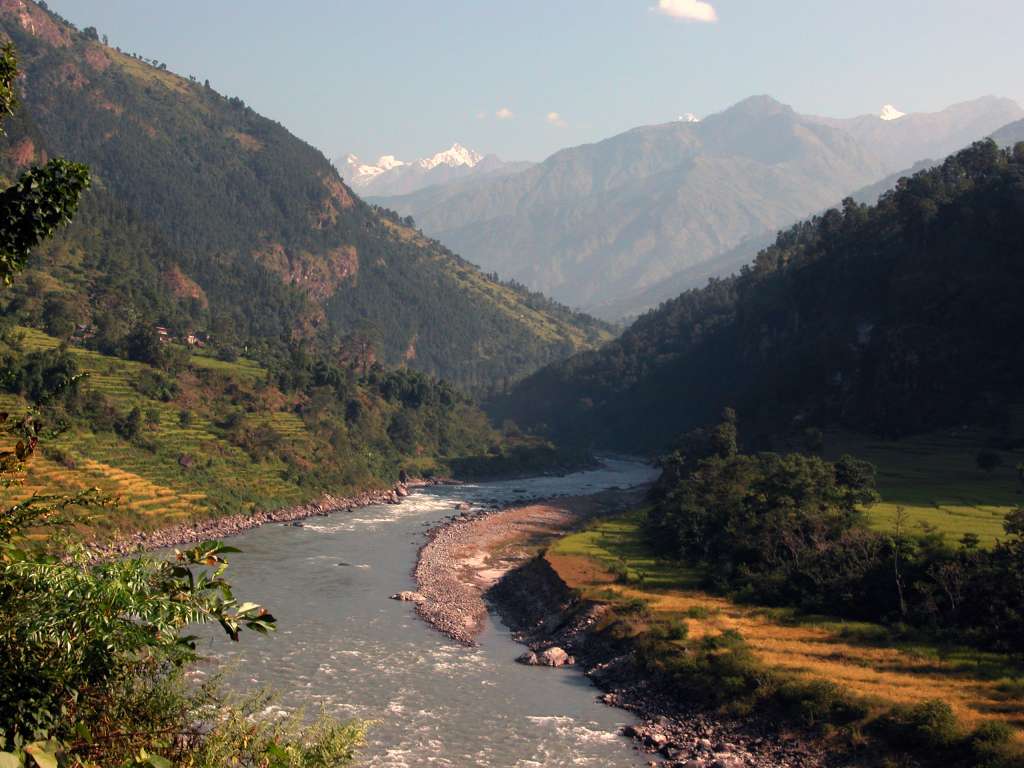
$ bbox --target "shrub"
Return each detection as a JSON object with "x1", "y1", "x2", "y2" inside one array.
[
  {"x1": 684, "y1": 605, "x2": 715, "y2": 619},
  {"x1": 665, "y1": 619, "x2": 688, "y2": 641},
  {"x1": 969, "y1": 721, "x2": 1016, "y2": 767},
  {"x1": 618, "y1": 596, "x2": 649, "y2": 615},
  {"x1": 884, "y1": 699, "x2": 961, "y2": 750},
  {"x1": 134, "y1": 368, "x2": 178, "y2": 401},
  {"x1": 774, "y1": 679, "x2": 869, "y2": 727},
  {"x1": 215, "y1": 344, "x2": 239, "y2": 363},
  {"x1": 114, "y1": 406, "x2": 143, "y2": 440}
]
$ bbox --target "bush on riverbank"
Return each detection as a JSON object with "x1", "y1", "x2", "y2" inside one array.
[{"x1": 647, "y1": 411, "x2": 1024, "y2": 652}]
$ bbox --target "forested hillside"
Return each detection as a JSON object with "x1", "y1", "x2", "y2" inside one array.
[
  {"x1": 494, "y1": 139, "x2": 1024, "y2": 451},
  {"x1": 0, "y1": 0, "x2": 609, "y2": 392}
]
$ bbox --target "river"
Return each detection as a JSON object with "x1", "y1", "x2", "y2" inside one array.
[{"x1": 191, "y1": 458, "x2": 658, "y2": 767}]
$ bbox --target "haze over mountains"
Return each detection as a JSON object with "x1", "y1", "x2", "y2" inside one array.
[{"x1": 373, "y1": 95, "x2": 1023, "y2": 318}]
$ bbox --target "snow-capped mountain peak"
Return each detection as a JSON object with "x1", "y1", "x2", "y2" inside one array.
[
  {"x1": 418, "y1": 143, "x2": 483, "y2": 170},
  {"x1": 344, "y1": 153, "x2": 402, "y2": 181},
  {"x1": 879, "y1": 104, "x2": 906, "y2": 121},
  {"x1": 677, "y1": 112, "x2": 701, "y2": 123},
  {"x1": 376, "y1": 154, "x2": 406, "y2": 170},
  {"x1": 338, "y1": 143, "x2": 509, "y2": 196}
]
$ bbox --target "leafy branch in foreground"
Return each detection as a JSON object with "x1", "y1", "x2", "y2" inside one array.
[
  {"x1": 0, "y1": 428, "x2": 364, "y2": 766},
  {"x1": 0, "y1": 44, "x2": 90, "y2": 286}
]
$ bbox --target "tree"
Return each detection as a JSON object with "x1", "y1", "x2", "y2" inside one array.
[
  {"x1": 125, "y1": 323, "x2": 163, "y2": 366},
  {"x1": 0, "y1": 44, "x2": 90, "y2": 285},
  {"x1": 976, "y1": 449, "x2": 1003, "y2": 474}
]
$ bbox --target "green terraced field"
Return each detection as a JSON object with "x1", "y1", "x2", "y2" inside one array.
[
  {"x1": 827, "y1": 428, "x2": 1024, "y2": 546},
  {"x1": 1, "y1": 328, "x2": 316, "y2": 535}
]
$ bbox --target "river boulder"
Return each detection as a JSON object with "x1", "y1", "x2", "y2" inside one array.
[
  {"x1": 390, "y1": 591, "x2": 425, "y2": 603},
  {"x1": 539, "y1": 646, "x2": 574, "y2": 667}
]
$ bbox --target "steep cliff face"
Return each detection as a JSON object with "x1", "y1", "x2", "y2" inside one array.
[{"x1": 0, "y1": 0, "x2": 611, "y2": 389}]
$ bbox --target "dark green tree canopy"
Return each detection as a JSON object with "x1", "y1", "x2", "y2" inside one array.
[{"x1": 0, "y1": 43, "x2": 89, "y2": 285}]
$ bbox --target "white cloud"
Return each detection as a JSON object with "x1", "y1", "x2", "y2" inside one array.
[
  {"x1": 495, "y1": 107, "x2": 514, "y2": 120},
  {"x1": 652, "y1": 0, "x2": 718, "y2": 22},
  {"x1": 546, "y1": 111, "x2": 568, "y2": 128}
]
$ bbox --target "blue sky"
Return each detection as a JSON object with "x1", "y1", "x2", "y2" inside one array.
[{"x1": 49, "y1": 0, "x2": 1024, "y2": 163}]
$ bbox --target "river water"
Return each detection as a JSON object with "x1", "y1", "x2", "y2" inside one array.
[{"x1": 192, "y1": 458, "x2": 659, "y2": 767}]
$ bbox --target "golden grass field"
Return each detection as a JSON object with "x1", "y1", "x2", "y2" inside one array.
[{"x1": 548, "y1": 510, "x2": 1024, "y2": 740}]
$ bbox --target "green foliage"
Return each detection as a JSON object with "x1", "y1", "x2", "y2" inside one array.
[
  {"x1": 774, "y1": 679, "x2": 869, "y2": 727},
  {"x1": 648, "y1": 415, "x2": 1024, "y2": 652},
  {"x1": 0, "y1": 419, "x2": 364, "y2": 766},
  {"x1": 0, "y1": 159, "x2": 91, "y2": 286},
  {"x1": 881, "y1": 700, "x2": 962, "y2": 750},
  {"x1": 0, "y1": 42, "x2": 362, "y2": 763},
  {"x1": 968, "y1": 721, "x2": 1018, "y2": 768},
  {"x1": 0, "y1": 43, "x2": 18, "y2": 127},
  {"x1": 184, "y1": 692, "x2": 366, "y2": 768},
  {"x1": 0, "y1": 40, "x2": 90, "y2": 287}
]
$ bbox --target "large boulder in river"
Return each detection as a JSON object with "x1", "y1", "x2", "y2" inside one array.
[
  {"x1": 516, "y1": 650, "x2": 539, "y2": 665},
  {"x1": 539, "y1": 646, "x2": 574, "y2": 667}
]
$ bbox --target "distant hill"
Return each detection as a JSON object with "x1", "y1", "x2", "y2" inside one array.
[
  {"x1": 378, "y1": 96, "x2": 888, "y2": 313},
  {"x1": 992, "y1": 118, "x2": 1024, "y2": 147},
  {"x1": 492, "y1": 139, "x2": 1024, "y2": 452},
  {"x1": 0, "y1": 0, "x2": 609, "y2": 391},
  {"x1": 339, "y1": 143, "x2": 531, "y2": 197},
  {"x1": 808, "y1": 96, "x2": 1024, "y2": 172}
]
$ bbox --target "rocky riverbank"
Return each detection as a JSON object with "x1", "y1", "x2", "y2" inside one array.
[
  {"x1": 489, "y1": 557, "x2": 828, "y2": 768},
  {"x1": 411, "y1": 486, "x2": 647, "y2": 645},
  {"x1": 90, "y1": 480, "x2": 442, "y2": 558},
  {"x1": 411, "y1": 484, "x2": 827, "y2": 767}
]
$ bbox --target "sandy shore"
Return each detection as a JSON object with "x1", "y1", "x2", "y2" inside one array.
[{"x1": 411, "y1": 486, "x2": 647, "y2": 645}]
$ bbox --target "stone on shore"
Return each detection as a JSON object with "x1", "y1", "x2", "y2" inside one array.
[
  {"x1": 539, "y1": 646, "x2": 574, "y2": 667},
  {"x1": 390, "y1": 591, "x2": 426, "y2": 603}
]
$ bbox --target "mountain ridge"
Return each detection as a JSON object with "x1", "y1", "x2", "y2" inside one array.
[
  {"x1": 0, "y1": 0, "x2": 609, "y2": 391},
  {"x1": 375, "y1": 94, "x2": 1022, "y2": 318},
  {"x1": 375, "y1": 95, "x2": 889, "y2": 313}
]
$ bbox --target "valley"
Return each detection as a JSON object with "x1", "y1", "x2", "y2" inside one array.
[{"x1": 1, "y1": 1, "x2": 1023, "y2": 767}]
